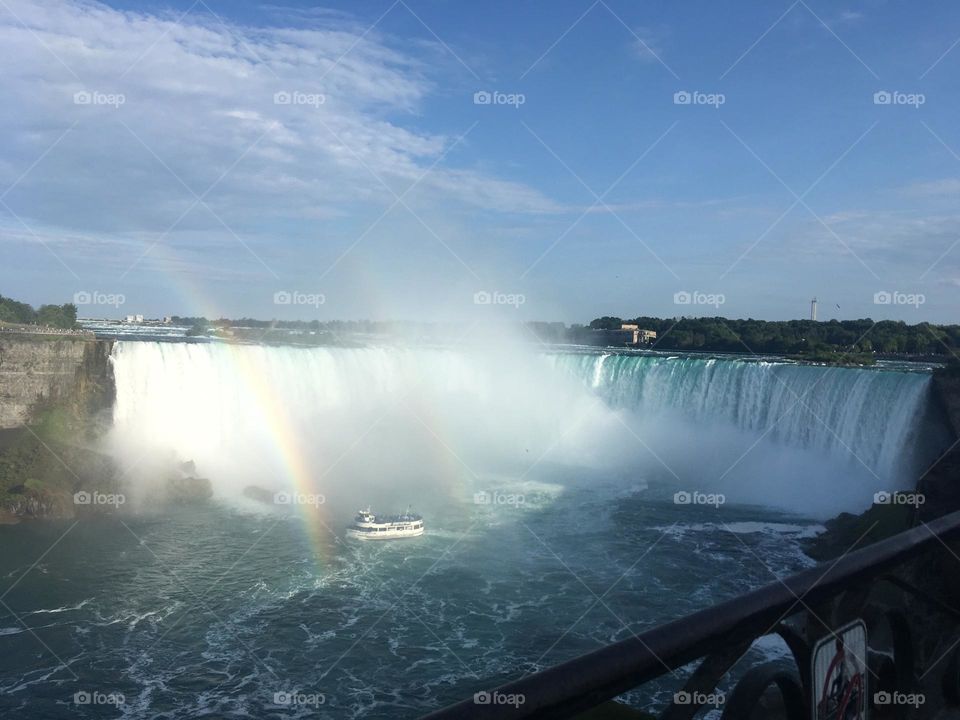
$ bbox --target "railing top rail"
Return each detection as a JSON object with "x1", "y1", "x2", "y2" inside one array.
[{"x1": 421, "y1": 509, "x2": 960, "y2": 720}]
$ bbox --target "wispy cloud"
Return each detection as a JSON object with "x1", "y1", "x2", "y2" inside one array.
[
  {"x1": 0, "y1": 0, "x2": 557, "y2": 273},
  {"x1": 901, "y1": 178, "x2": 960, "y2": 197},
  {"x1": 775, "y1": 209, "x2": 960, "y2": 277}
]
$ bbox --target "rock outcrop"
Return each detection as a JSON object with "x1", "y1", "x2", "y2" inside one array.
[
  {"x1": 919, "y1": 365, "x2": 960, "y2": 523},
  {"x1": 0, "y1": 334, "x2": 117, "y2": 518}
]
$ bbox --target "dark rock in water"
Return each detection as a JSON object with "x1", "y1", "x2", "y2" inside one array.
[
  {"x1": 166, "y1": 475, "x2": 212, "y2": 504},
  {"x1": 918, "y1": 449, "x2": 960, "y2": 522},
  {"x1": 802, "y1": 503, "x2": 914, "y2": 561},
  {"x1": 242, "y1": 485, "x2": 275, "y2": 504}
]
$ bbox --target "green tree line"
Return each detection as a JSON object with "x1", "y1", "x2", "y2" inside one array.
[
  {"x1": 588, "y1": 316, "x2": 960, "y2": 355},
  {"x1": 0, "y1": 294, "x2": 77, "y2": 329}
]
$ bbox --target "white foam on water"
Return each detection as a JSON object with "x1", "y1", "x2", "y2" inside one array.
[
  {"x1": 657, "y1": 521, "x2": 825, "y2": 539},
  {"x1": 24, "y1": 599, "x2": 92, "y2": 616}
]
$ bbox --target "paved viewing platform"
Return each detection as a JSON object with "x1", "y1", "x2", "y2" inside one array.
[{"x1": 0, "y1": 323, "x2": 95, "y2": 338}]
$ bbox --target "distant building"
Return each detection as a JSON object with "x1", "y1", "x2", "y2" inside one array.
[
  {"x1": 582, "y1": 323, "x2": 657, "y2": 348},
  {"x1": 620, "y1": 323, "x2": 657, "y2": 345},
  {"x1": 123, "y1": 314, "x2": 144, "y2": 324},
  {"x1": 163, "y1": 316, "x2": 173, "y2": 324}
]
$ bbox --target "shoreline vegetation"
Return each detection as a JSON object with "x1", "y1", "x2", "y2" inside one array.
[
  {"x1": 585, "y1": 315, "x2": 960, "y2": 366},
  {"x1": 167, "y1": 313, "x2": 960, "y2": 367},
  {"x1": 3, "y1": 287, "x2": 954, "y2": 366},
  {"x1": 0, "y1": 293, "x2": 78, "y2": 330}
]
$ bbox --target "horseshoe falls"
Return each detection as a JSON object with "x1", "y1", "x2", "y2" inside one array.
[{"x1": 109, "y1": 342, "x2": 948, "y2": 519}]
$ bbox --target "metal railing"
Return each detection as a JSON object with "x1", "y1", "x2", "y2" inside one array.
[{"x1": 422, "y1": 509, "x2": 960, "y2": 719}]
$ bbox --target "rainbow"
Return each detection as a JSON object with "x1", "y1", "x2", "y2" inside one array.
[
  {"x1": 153, "y1": 267, "x2": 337, "y2": 561},
  {"x1": 227, "y1": 344, "x2": 337, "y2": 561},
  {"x1": 121, "y1": 259, "x2": 469, "y2": 562}
]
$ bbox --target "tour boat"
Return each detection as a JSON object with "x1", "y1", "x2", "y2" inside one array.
[{"x1": 346, "y1": 507, "x2": 424, "y2": 540}]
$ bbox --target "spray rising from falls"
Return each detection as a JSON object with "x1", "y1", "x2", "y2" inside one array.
[
  {"x1": 109, "y1": 342, "x2": 948, "y2": 518},
  {"x1": 108, "y1": 341, "x2": 621, "y2": 515}
]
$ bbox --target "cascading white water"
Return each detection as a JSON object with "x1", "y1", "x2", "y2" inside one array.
[
  {"x1": 552, "y1": 353, "x2": 943, "y2": 485},
  {"x1": 109, "y1": 342, "x2": 948, "y2": 518}
]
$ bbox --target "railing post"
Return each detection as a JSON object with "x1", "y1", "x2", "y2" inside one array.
[{"x1": 659, "y1": 641, "x2": 750, "y2": 720}]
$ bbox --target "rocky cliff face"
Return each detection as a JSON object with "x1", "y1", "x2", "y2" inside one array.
[
  {"x1": 0, "y1": 335, "x2": 114, "y2": 430},
  {"x1": 0, "y1": 335, "x2": 116, "y2": 520},
  {"x1": 918, "y1": 366, "x2": 960, "y2": 522},
  {"x1": 933, "y1": 366, "x2": 960, "y2": 440}
]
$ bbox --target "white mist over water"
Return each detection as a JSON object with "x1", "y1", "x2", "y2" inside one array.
[
  {"x1": 109, "y1": 341, "x2": 948, "y2": 519},
  {"x1": 108, "y1": 341, "x2": 636, "y2": 513}
]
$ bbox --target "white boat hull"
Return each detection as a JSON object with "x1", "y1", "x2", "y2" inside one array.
[{"x1": 346, "y1": 526, "x2": 424, "y2": 540}]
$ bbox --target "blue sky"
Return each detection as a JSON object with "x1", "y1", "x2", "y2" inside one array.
[{"x1": 1, "y1": 0, "x2": 959, "y2": 322}]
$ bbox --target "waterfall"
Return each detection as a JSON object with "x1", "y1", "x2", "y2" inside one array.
[
  {"x1": 109, "y1": 342, "x2": 949, "y2": 517},
  {"x1": 552, "y1": 353, "x2": 943, "y2": 485}
]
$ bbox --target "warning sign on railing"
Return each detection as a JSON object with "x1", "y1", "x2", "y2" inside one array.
[{"x1": 811, "y1": 619, "x2": 868, "y2": 720}]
